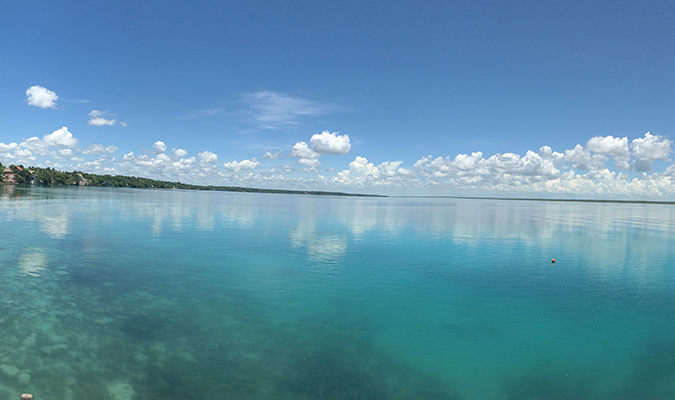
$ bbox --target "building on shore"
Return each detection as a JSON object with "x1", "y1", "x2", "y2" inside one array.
[
  {"x1": 28, "y1": 170, "x2": 38, "y2": 185},
  {"x1": 77, "y1": 172, "x2": 91, "y2": 186},
  {"x1": 3, "y1": 168, "x2": 17, "y2": 185}
]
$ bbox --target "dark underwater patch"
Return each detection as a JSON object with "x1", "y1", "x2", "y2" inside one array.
[{"x1": 119, "y1": 313, "x2": 169, "y2": 342}]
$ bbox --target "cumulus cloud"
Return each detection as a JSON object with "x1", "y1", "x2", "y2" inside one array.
[
  {"x1": 82, "y1": 144, "x2": 119, "y2": 155},
  {"x1": 198, "y1": 151, "x2": 218, "y2": 164},
  {"x1": 173, "y1": 156, "x2": 197, "y2": 171},
  {"x1": 26, "y1": 86, "x2": 58, "y2": 109},
  {"x1": 223, "y1": 158, "x2": 260, "y2": 172},
  {"x1": 0, "y1": 142, "x2": 20, "y2": 153},
  {"x1": 15, "y1": 149, "x2": 35, "y2": 159},
  {"x1": 5, "y1": 126, "x2": 675, "y2": 199},
  {"x1": 0, "y1": 148, "x2": 37, "y2": 163},
  {"x1": 45, "y1": 127, "x2": 78, "y2": 148},
  {"x1": 298, "y1": 158, "x2": 321, "y2": 168},
  {"x1": 414, "y1": 147, "x2": 563, "y2": 185},
  {"x1": 88, "y1": 110, "x2": 126, "y2": 127},
  {"x1": 290, "y1": 141, "x2": 320, "y2": 159},
  {"x1": 538, "y1": 146, "x2": 565, "y2": 166},
  {"x1": 564, "y1": 145, "x2": 607, "y2": 171},
  {"x1": 20, "y1": 127, "x2": 79, "y2": 156},
  {"x1": 153, "y1": 141, "x2": 167, "y2": 154},
  {"x1": 262, "y1": 150, "x2": 283, "y2": 160},
  {"x1": 343, "y1": 156, "x2": 378, "y2": 177},
  {"x1": 586, "y1": 135, "x2": 631, "y2": 170},
  {"x1": 290, "y1": 141, "x2": 321, "y2": 169},
  {"x1": 114, "y1": 148, "x2": 227, "y2": 184},
  {"x1": 310, "y1": 131, "x2": 351, "y2": 155},
  {"x1": 82, "y1": 144, "x2": 105, "y2": 155},
  {"x1": 173, "y1": 148, "x2": 188, "y2": 158},
  {"x1": 336, "y1": 157, "x2": 407, "y2": 184},
  {"x1": 70, "y1": 155, "x2": 116, "y2": 174},
  {"x1": 630, "y1": 132, "x2": 672, "y2": 171},
  {"x1": 288, "y1": 131, "x2": 352, "y2": 169}
]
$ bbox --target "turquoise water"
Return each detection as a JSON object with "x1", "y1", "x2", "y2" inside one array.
[{"x1": 1, "y1": 186, "x2": 675, "y2": 399}]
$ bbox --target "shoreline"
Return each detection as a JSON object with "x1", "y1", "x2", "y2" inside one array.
[{"x1": 393, "y1": 195, "x2": 675, "y2": 205}]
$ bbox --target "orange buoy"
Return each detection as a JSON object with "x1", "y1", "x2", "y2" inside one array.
[{"x1": 551, "y1": 259, "x2": 556, "y2": 264}]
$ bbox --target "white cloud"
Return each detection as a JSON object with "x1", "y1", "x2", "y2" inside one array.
[
  {"x1": 538, "y1": 146, "x2": 565, "y2": 167},
  {"x1": 72, "y1": 155, "x2": 115, "y2": 172},
  {"x1": 223, "y1": 158, "x2": 260, "y2": 172},
  {"x1": 290, "y1": 141, "x2": 320, "y2": 159},
  {"x1": 242, "y1": 91, "x2": 337, "y2": 129},
  {"x1": 15, "y1": 149, "x2": 35, "y2": 159},
  {"x1": 281, "y1": 162, "x2": 294, "y2": 174},
  {"x1": 82, "y1": 144, "x2": 106, "y2": 155},
  {"x1": 262, "y1": 150, "x2": 283, "y2": 160},
  {"x1": 344, "y1": 156, "x2": 378, "y2": 177},
  {"x1": 82, "y1": 143, "x2": 119, "y2": 155},
  {"x1": 297, "y1": 166, "x2": 320, "y2": 173},
  {"x1": 586, "y1": 135, "x2": 629, "y2": 158},
  {"x1": 377, "y1": 161, "x2": 405, "y2": 177},
  {"x1": 173, "y1": 157, "x2": 196, "y2": 171},
  {"x1": 198, "y1": 151, "x2": 218, "y2": 164},
  {"x1": 88, "y1": 117, "x2": 115, "y2": 126},
  {"x1": 87, "y1": 110, "x2": 126, "y2": 127},
  {"x1": 310, "y1": 131, "x2": 351, "y2": 155},
  {"x1": 412, "y1": 147, "x2": 563, "y2": 186},
  {"x1": 173, "y1": 148, "x2": 188, "y2": 158},
  {"x1": 290, "y1": 141, "x2": 321, "y2": 169},
  {"x1": 26, "y1": 86, "x2": 58, "y2": 109},
  {"x1": 397, "y1": 167, "x2": 415, "y2": 177},
  {"x1": 153, "y1": 141, "x2": 167, "y2": 154},
  {"x1": 337, "y1": 157, "x2": 407, "y2": 181},
  {"x1": 286, "y1": 131, "x2": 351, "y2": 170},
  {"x1": 0, "y1": 142, "x2": 20, "y2": 153},
  {"x1": 630, "y1": 132, "x2": 672, "y2": 171},
  {"x1": 20, "y1": 127, "x2": 79, "y2": 156},
  {"x1": 298, "y1": 158, "x2": 321, "y2": 168},
  {"x1": 2, "y1": 148, "x2": 37, "y2": 163},
  {"x1": 564, "y1": 144, "x2": 607, "y2": 171},
  {"x1": 5, "y1": 127, "x2": 675, "y2": 200},
  {"x1": 44, "y1": 127, "x2": 79, "y2": 148},
  {"x1": 586, "y1": 135, "x2": 631, "y2": 170}
]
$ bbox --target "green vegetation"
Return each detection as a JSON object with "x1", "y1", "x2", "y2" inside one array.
[{"x1": 0, "y1": 164, "x2": 383, "y2": 197}]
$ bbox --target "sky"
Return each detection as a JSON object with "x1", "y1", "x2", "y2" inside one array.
[{"x1": 2, "y1": 0, "x2": 675, "y2": 198}]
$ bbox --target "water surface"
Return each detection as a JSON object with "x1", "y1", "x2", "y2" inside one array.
[{"x1": 1, "y1": 186, "x2": 674, "y2": 399}]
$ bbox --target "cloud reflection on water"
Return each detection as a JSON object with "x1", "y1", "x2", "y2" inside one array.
[
  {"x1": 2, "y1": 187, "x2": 675, "y2": 277},
  {"x1": 19, "y1": 248, "x2": 47, "y2": 276},
  {"x1": 290, "y1": 221, "x2": 348, "y2": 264}
]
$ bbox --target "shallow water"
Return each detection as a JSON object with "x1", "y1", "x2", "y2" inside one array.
[{"x1": 1, "y1": 185, "x2": 674, "y2": 399}]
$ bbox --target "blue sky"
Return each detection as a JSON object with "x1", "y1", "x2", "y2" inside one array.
[{"x1": 2, "y1": 0, "x2": 675, "y2": 198}]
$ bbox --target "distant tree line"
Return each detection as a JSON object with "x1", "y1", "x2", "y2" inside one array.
[{"x1": 0, "y1": 163, "x2": 382, "y2": 197}]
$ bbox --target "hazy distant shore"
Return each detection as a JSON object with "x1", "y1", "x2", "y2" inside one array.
[{"x1": 397, "y1": 195, "x2": 675, "y2": 205}]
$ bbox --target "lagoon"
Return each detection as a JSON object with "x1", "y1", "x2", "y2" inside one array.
[{"x1": 1, "y1": 186, "x2": 674, "y2": 399}]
